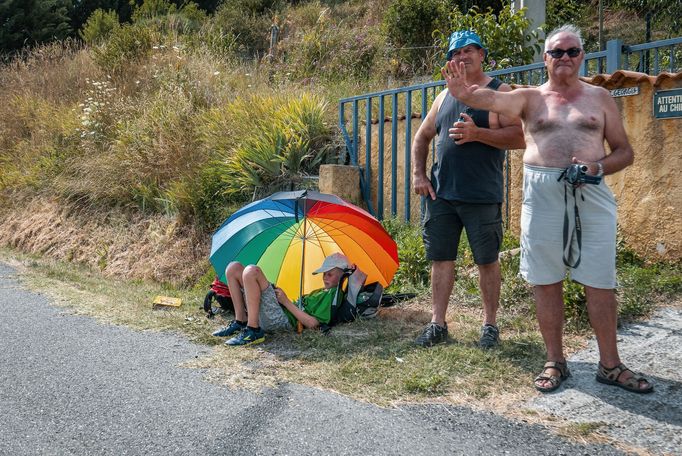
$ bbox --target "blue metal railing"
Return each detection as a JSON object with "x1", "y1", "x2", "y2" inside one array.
[{"x1": 339, "y1": 36, "x2": 682, "y2": 222}]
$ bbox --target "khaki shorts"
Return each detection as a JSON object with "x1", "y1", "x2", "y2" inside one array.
[{"x1": 520, "y1": 164, "x2": 617, "y2": 289}]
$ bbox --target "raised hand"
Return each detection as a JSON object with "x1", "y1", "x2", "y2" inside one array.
[{"x1": 441, "y1": 60, "x2": 479, "y2": 99}]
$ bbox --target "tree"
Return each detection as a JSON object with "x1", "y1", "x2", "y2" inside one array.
[
  {"x1": 0, "y1": 0, "x2": 73, "y2": 54},
  {"x1": 613, "y1": 0, "x2": 682, "y2": 37},
  {"x1": 70, "y1": 0, "x2": 134, "y2": 33},
  {"x1": 382, "y1": 0, "x2": 450, "y2": 73},
  {"x1": 79, "y1": 8, "x2": 119, "y2": 45},
  {"x1": 434, "y1": 2, "x2": 541, "y2": 71}
]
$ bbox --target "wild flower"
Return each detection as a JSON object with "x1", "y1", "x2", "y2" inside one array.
[{"x1": 76, "y1": 79, "x2": 117, "y2": 143}]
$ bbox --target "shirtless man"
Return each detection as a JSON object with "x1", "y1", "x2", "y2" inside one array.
[{"x1": 442, "y1": 24, "x2": 653, "y2": 394}]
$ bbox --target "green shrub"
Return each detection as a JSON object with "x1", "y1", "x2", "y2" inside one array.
[
  {"x1": 616, "y1": 230, "x2": 645, "y2": 268},
  {"x1": 0, "y1": 94, "x2": 80, "y2": 192},
  {"x1": 544, "y1": 0, "x2": 586, "y2": 34},
  {"x1": 131, "y1": 0, "x2": 178, "y2": 22},
  {"x1": 212, "y1": 0, "x2": 281, "y2": 56},
  {"x1": 54, "y1": 82, "x2": 205, "y2": 219},
  {"x1": 618, "y1": 262, "x2": 682, "y2": 321},
  {"x1": 434, "y1": 2, "x2": 540, "y2": 71},
  {"x1": 92, "y1": 23, "x2": 156, "y2": 73},
  {"x1": 132, "y1": 0, "x2": 208, "y2": 35},
  {"x1": 279, "y1": 6, "x2": 383, "y2": 82},
  {"x1": 499, "y1": 252, "x2": 532, "y2": 313},
  {"x1": 381, "y1": 0, "x2": 449, "y2": 74},
  {"x1": 112, "y1": 89, "x2": 203, "y2": 213},
  {"x1": 563, "y1": 279, "x2": 589, "y2": 329},
  {"x1": 382, "y1": 218, "x2": 430, "y2": 292},
  {"x1": 613, "y1": 0, "x2": 682, "y2": 38},
  {"x1": 183, "y1": 21, "x2": 238, "y2": 59},
  {"x1": 80, "y1": 9, "x2": 120, "y2": 46},
  {"x1": 199, "y1": 92, "x2": 332, "y2": 200}
]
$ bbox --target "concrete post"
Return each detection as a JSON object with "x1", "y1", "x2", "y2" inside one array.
[
  {"x1": 318, "y1": 164, "x2": 362, "y2": 206},
  {"x1": 606, "y1": 39, "x2": 623, "y2": 74},
  {"x1": 513, "y1": 0, "x2": 546, "y2": 62}
]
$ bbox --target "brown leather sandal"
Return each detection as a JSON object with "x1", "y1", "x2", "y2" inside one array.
[
  {"x1": 534, "y1": 360, "x2": 571, "y2": 393},
  {"x1": 596, "y1": 362, "x2": 654, "y2": 394}
]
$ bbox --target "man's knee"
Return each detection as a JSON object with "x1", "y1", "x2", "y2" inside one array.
[
  {"x1": 431, "y1": 260, "x2": 454, "y2": 274},
  {"x1": 533, "y1": 282, "x2": 565, "y2": 303},
  {"x1": 477, "y1": 260, "x2": 499, "y2": 273},
  {"x1": 534, "y1": 281, "x2": 563, "y2": 291},
  {"x1": 584, "y1": 286, "x2": 617, "y2": 305}
]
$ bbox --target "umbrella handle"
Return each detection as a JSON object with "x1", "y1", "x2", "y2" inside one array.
[{"x1": 297, "y1": 321, "x2": 303, "y2": 334}]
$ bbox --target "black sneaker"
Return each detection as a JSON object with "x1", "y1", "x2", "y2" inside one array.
[
  {"x1": 479, "y1": 324, "x2": 500, "y2": 349},
  {"x1": 225, "y1": 326, "x2": 265, "y2": 346},
  {"x1": 212, "y1": 320, "x2": 246, "y2": 337},
  {"x1": 415, "y1": 322, "x2": 448, "y2": 347}
]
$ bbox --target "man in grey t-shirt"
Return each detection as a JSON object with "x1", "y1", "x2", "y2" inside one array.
[{"x1": 411, "y1": 30, "x2": 524, "y2": 348}]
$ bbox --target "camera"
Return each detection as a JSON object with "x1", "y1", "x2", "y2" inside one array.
[{"x1": 562, "y1": 164, "x2": 602, "y2": 186}]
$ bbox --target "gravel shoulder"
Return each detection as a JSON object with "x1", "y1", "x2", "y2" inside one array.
[{"x1": 524, "y1": 304, "x2": 682, "y2": 455}]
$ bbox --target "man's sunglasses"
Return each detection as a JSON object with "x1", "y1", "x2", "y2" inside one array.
[{"x1": 545, "y1": 47, "x2": 582, "y2": 58}]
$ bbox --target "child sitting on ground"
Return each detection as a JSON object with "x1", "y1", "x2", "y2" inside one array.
[{"x1": 212, "y1": 253, "x2": 350, "y2": 346}]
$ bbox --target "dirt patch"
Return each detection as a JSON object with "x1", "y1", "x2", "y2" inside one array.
[{"x1": 0, "y1": 196, "x2": 209, "y2": 286}]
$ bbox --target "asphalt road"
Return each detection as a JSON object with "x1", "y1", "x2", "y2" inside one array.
[{"x1": 0, "y1": 262, "x2": 624, "y2": 456}]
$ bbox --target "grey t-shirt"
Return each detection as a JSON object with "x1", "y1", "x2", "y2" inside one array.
[{"x1": 432, "y1": 78, "x2": 505, "y2": 203}]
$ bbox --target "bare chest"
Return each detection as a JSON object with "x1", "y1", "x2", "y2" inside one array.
[{"x1": 526, "y1": 93, "x2": 604, "y2": 134}]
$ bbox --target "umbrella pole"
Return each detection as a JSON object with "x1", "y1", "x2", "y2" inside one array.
[{"x1": 297, "y1": 198, "x2": 307, "y2": 334}]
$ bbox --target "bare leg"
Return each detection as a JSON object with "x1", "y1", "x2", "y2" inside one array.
[
  {"x1": 242, "y1": 265, "x2": 271, "y2": 328},
  {"x1": 478, "y1": 260, "x2": 501, "y2": 326},
  {"x1": 584, "y1": 286, "x2": 650, "y2": 390},
  {"x1": 585, "y1": 286, "x2": 620, "y2": 366},
  {"x1": 431, "y1": 260, "x2": 455, "y2": 326},
  {"x1": 225, "y1": 262, "x2": 246, "y2": 322},
  {"x1": 534, "y1": 282, "x2": 566, "y2": 389}
]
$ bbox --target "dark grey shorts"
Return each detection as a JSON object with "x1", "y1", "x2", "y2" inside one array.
[{"x1": 422, "y1": 198, "x2": 502, "y2": 264}]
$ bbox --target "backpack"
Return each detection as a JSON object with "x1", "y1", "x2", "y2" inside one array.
[
  {"x1": 321, "y1": 267, "x2": 384, "y2": 332},
  {"x1": 203, "y1": 277, "x2": 234, "y2": 318}
]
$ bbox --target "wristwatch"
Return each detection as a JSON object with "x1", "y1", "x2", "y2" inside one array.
[{"x1": 595, "y1": 161, "x2": 604, "y2": 176}]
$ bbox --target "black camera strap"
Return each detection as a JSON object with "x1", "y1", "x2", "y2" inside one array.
[{"x1": 562, "y1": 185, "x2": 583, "y2": 268}]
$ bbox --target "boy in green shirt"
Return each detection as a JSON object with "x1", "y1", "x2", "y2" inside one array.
[{"x1": 213, "y1": 253, "x2": 350, "y2": 346}]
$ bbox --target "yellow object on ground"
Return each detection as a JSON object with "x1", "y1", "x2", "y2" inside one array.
[{"x1": 152, "y1": 295, "x2": 182, "y2": 309}]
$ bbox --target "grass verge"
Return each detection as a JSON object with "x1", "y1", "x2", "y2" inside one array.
[{"x1": 2, "y1": 245, "x2": 680, "y2": 413}]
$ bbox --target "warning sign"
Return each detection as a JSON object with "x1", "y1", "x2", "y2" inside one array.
[{"x1": 654, "y1": 88, "x2": 682, "y2": 119}]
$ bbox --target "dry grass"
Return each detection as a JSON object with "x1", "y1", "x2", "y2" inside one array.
[
  {"x1": 0, "y1": 244, "x2": 587, "y2": 412},
  {"x1": 0, "y1": 198, "x2": 209, "y2": 287}
]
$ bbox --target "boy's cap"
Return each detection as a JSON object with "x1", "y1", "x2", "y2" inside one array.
[
  {"x1": 446, "y1": 30, "x2": 488, "y2": 60},
  {"x1": 312, "y1": 253, "x2": 350, "y2": 274}
]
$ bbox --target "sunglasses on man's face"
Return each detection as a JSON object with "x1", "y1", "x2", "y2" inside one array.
[{"x1": 545, "y1": 47, "x2": 582, "y2": 58}]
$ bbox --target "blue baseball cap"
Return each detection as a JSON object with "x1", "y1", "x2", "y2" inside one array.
[{"x1": 446, "y1": 30, "x2": 488, "y2": 60}]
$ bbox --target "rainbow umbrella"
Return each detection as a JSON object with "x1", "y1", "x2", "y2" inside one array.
[{"x1": 209, "y1": 190, "x2": 399, "y2": 301}]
